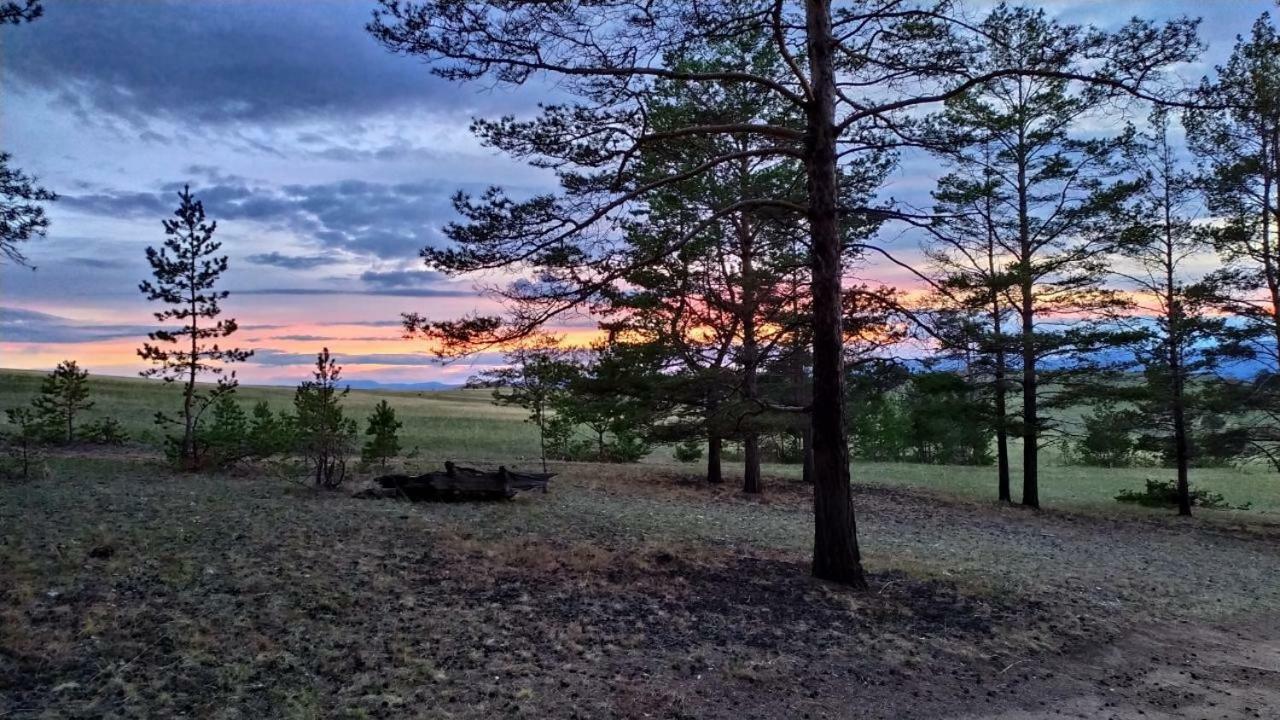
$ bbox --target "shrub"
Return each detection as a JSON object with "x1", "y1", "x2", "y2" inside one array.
[
  {"x1": 361, "y1": 399, "x2": 402, "y2": 469},
  {"x1": 247, "y1": 401, "x2": 295, "y2": 459},
  {"x1": 1, "y1": 408, "x2": 47, "y2": 480},
  {"x1": 673, "y1": 439, "x2": 703, "y2": 463},
  {"x1": 202, "y1": 393, "x2": 250, "y2": 465},
  {"x1": 1076, "y1": 409, "x2": 1137, "y2": 468},
  {"x1": 294, "y1": 349, "x2": 357, "y2": 488},
  {"x1": 1114, "y1": 478, "x2": 1238, "y2": 510},
  {"x1": 79, "y1": 417, "x2": 129, "y2": 445},
  {"x1": 32, "y1": 360, "x2": 94, "y2": 444}
]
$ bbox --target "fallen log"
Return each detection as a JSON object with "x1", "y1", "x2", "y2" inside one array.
[{"x1": 355, "y1": 461, "x2": 554, "y2": 501}]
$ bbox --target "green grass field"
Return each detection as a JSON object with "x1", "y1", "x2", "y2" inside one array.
[
  {"x1": 2, "y1": 367, "x2": 1276, "y2": 514},
  {"x1": 0, "y1": 368, "x2": 541, "y2": 461}
]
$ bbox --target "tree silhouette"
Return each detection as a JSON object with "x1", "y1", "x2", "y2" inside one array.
[
  {"x1": 0, "y1": 153, "x2": 57, "y2": 268},
  {"x1": 32, "y1": 360, "x2": 93, "y2": 444},
  {"x1": 138, "y1": 186, "x2": 252, "y2": 469},
  {"x1": 0, "y1": 0, "x2": 42, "y2": 24},
  {"x1": 362, "y1": 400, "x2": 403, "y2": 470},
  {"x1": 371, "y1": 0, "x2": 1199, "y2": 587},
  {"x1": 1185, "y1": 12, "x2": 1280, "y2": 469}
]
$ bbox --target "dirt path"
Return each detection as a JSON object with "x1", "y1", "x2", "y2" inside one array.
[{"x1": 956, "y1": 618, "x2": 1280, "y2": 719}]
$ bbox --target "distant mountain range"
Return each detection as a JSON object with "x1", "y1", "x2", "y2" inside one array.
[{"x1": 342, "y1": 379, "x2": 461, "y2": 392}]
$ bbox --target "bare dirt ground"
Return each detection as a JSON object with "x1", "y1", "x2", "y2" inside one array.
[{"x1": 2, "y1": 455, "x2": 1278, "y2": 718}]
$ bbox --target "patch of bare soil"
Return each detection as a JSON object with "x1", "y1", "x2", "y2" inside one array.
[
  {"x1": 1, "y1": 460, "x2": 1278, "y2": 718},
  {"x1": 958, "y1": 619, "x2": 1280, "y2": 719}
]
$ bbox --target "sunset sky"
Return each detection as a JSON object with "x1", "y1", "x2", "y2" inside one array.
[{"x1": 0, "y1": 1, "x2": 1271, "y2": 386}]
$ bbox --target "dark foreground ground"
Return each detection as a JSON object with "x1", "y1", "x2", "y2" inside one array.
[{"x1": 2, "y1": 452, "x2": 1278, "y2": 719}]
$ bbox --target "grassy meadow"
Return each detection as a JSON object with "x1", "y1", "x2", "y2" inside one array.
[
  {"x1": 0, "y1": 368, "x2": 541, "y2": 461},
  {"x1": 1, "y1": 367, "x2": 1276, "y2": 515}
]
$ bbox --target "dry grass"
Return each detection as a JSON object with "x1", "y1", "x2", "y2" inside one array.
[{"x1": 3, "y1": 453, "x2": 1280, "y2": 718}]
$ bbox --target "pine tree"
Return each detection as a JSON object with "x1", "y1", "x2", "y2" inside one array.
[
  {"x1": 361, "y1": 400, "x2": 402, "y2": 469},
  {"x1": 0, "y1": 153, "x2": 58, "y2": 267},
  {"x1": 922, "y1": 6, "x2": 1147, "y2": 509},
  {"x1": 138, "y1": 185, "x2": 252, "y2": 469},
  {"x1": 1112, "y1": 107, "x2": 1230, "y2": 515},
  {"x1": 469, "y1": 336, "x2": 576, "y2": 473},
  {"x1": 295, "y1": 349, "x2": 357, "y2": 488},
  {"x1": 32, "y1": 360, "x2": 93, "y2": 443},
  {"x1": 0, "y1": 0, "x2": 43, "y2": 24},
  {"x1": 1185, "y1": 12, "x2": 1280, "y2": 469},
  {"x1": 2, "y1": 407, "x2": 45, "y2": 479},
  {"x1": 0, "y1": 4, "x2": 54, "y2": 265},
  {"x1": 373, "y1": 0, "x2": 1198, "y2": 586}
]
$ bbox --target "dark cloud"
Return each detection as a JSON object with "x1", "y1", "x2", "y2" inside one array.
[
  {"x1": 247, "y1": 252, "x2": 344, "y2": 271},
  {"x1": 359, "y1": 269, "x2": 448, "y2": 288},
  {"x1": 62, "y1": 178, "x2": 461, "y2": 259},
  {"x1": 0, "y1": 306, "x2": 152, "y2": 344},
  {"x1": 65, "y1": 257, "x2": 129, "y2": 269},
  {"x1": 1, "y1": 1, "x2": 456, "y2": 127},
  {"x1": 248, "y1": 349, "x2": 437, "y2": 368},
  {"x1": 233, "y1": 287, "x2": 470, "y2": 298}
]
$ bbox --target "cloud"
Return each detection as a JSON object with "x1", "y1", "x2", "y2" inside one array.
[
  {"x1": 359, "y1": 269, "x2": 448, "y2": 288},
  {"x1": 65, "y1": 257, "x2": 129, "y2": 269},
  {"x1": 0, "y1": 1, "x2": 459, "y2": 128},
  {"x1": 61, "y1": 178, "x2": 460, "y2": 259},
  {"x1": 234, "y1": 287, "x2": 471, "y2": 298},
  {"x1": 0, "y1": 306, "x2": 152, "y2": 344},
  {"x1": 247, "y1": 252, "x2": 344, "y2": 270}
]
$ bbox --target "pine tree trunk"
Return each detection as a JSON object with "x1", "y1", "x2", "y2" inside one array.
[
  {"x1": 707, "y1": 433, "x2": 723, "y2": 484},
  {"x1": 802, "y1": 426, "x2": 815, "y2": 484},
  {"x1": 739, "y1": 206, "x2": 762, "y2": 495},
  {"x1": 805, "y1": 0, "x2": 865, "y2": 588},
  {"x1": 1016, "y1": 133, "x2": 1039, "y2": 509},
  {"x1": 1172, "y1": 384, "x2": 1192, "y2": 516},
  {"x1": 1020, "y1": 305, "x2": 1038, "y2": 509},
  {"x1": 994, "y1": 354, "x2": 1011, "y2": 503},
  {"x1": 743, "y1": 435, "x2": 762, "y2": 494}
]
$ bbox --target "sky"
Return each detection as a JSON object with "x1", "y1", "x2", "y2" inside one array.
[{"x1": 0, "y1": 0, "x2": 1273, "y2": 386}]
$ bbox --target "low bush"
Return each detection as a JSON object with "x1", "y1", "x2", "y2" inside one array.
[
  {"x1": 1114, "y1": 478, "x2": 1247, "y2": 510},
  {"x1": 673, "y1": 439, "x2": 703, "y2": 463},
  {"x1": 79, "y1": 417, "x2": 130, "y2": 445},
  {"x1": 1, "y1": 408, "x2": 47, "y2": 480}
]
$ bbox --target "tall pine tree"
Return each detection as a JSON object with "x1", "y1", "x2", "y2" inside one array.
[
  {"x1": 922, "y1": 6, "x2": 1148, "y2": 508},
  {"x1": 139, "y1": 185, "x2": 252, "y2": 469},
  {"x1": 1113, "y1": 108, "x2": 1229, "y2": 515},
  {"x1": 1185, "y1": 12, "x2": 1280, "y2": 469},
  {"x1": 373, "y1": 0, "x2": 1198, "y2": 586}
]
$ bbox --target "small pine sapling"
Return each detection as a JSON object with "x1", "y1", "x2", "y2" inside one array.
[
  {"x1": 2, "y1": 407, "x2": 46, "y2": 480},
  {"x1": 31, "y1": 360, "x2": 93, "y2": 443},
  {"x1": 294, "y1": 348, "x2": 357, "y2": 488},
  {"x1": 361, "y1": 399, "x2": 402, "y2": 469}
]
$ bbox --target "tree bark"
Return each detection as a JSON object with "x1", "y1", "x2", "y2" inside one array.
[
  {"x1": 802, "y1": 426, "x2": 815, "y2": 484},
  {"x1": 1172, "y1": 374, "x2": 1192, "y2": 516},
  {"x1": 805, "y1": 0, "x2": 866, "y2": 588},
  {"x1": 738, "y1": 203, "x2": 763, "y2": 495},
  {"x1": 994, "y1": 357, "x2": 1011, "y2": 503},
  {"x1": 707, "y1": 433, "x2": 723, "y2": 484},
  {"x1": 1020, "y1": 291, "x2": 1038, "y2": 508},
  {"x1": 1016, "y1": 126, "x2": 1039, "y2": 509}
]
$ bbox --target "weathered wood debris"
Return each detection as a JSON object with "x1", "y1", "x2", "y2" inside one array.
[{"x1": 353, "y1": 461, "x2": 553, "y2": 501}]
